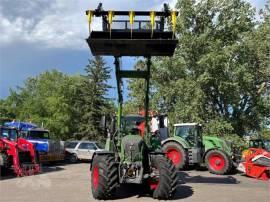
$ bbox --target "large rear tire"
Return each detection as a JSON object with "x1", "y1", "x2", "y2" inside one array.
[
  {"x1": 148, "y1": 155, "x2": 178, "y2": 200},
  {"x1": 205, "y1": 150, "x2": 232, "y2": 175},
  {"x1": 163, "y1": 142, "x2": 188, "y2": 170},
  {"x1": 91, "y1": 155, "x2": 119, "y2": 200}
]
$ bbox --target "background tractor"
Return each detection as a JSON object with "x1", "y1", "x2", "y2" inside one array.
[
  {"x1": 86, "y1": 4, "x2": 179, "y2": 200},
  {"x1": 162, "y1": 123, "x2": 234, "y2": 175},
  {"x1": 0, "y1": 126, "x2": 40, "y2": 177},
  {"x1": 248, "y1": 139, "x2": 270, "y2": 151}
]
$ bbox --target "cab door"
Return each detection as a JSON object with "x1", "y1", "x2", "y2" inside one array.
[{"x1": 194, "y1": 126, "x2": 204, "y2": 163}]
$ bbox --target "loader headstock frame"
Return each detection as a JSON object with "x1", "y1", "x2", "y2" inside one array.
[{"x1": 86, "y1": 3, "x2": 179, "y2": 150}]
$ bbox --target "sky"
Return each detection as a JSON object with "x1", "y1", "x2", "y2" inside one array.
[{"x1": 0, "y1": 0, "x2": 267, "y2": 100}]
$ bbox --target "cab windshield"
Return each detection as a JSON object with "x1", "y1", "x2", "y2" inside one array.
[
  {"x1": 249, "y1": 140, "x2": 264, "y2": 148},
  {"x1": 121, "y1": 115, "x2": 145, "y2": 135},
  {"x1": 29, "y1": 131, "x2": 50, "y2": 139},
  {"x1": 175, "y1": 125, "x2": 197, "y2": 146},
  {"x1": 263, "y1": 141, "x2": 270, "y2": 151},
  {"x1": 0, "y1": 128, "x2": 17, "y2": 140}
]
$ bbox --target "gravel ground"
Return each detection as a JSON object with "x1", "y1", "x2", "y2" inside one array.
[{"x1": 0, "y1": 163, "x2": 269, "y2": 202}]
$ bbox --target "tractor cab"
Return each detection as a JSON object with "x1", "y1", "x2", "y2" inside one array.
[
  {"x1": 264, "y1": 140, "x2": 270, "y2": 151},
  {"x1": 249, "y1": 139, "x2": 270, "y2": 152},
  {"x1": 249, "y1": 139, "x2": 264, "y2": 149},
  {"x1": 173, "y1": 123, "x2": 203, "y2": 148},
  {"x1": 0, "y1": 126, "x2": 18, "y2": 141},
  {"x1": 121, "y1": 115, "x2": 145, "y2": 136}
]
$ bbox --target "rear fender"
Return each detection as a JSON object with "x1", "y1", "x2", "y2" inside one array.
[{"x1": 162, "y1": 137, "x2": 189, "y2": 149}]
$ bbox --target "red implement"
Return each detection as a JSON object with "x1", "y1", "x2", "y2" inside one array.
[{"x1": 238, "y1": 148, "x2": 270, "y2": 181}]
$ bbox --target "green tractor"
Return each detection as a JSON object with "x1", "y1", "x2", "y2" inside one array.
[
  {"x1": 162, "y1": 123, "x2": 234, "y2": 175},
  {"x1": 86, "y1": 4, "x2": 179, "y2": 200}
]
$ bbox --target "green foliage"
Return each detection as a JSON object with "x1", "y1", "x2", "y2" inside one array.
[
  {"x1": 0, "y1": 57, "x2": 113, "y2": 141},
  {"x1": 1, "y1": 70, "x2": 82, "y2": 139},
  {"x1": 125, "y1": 1, "x2": 269, "y2": 151},
  {"x1": 76, "y1": 56, "x2": 113, "y2": 141},
  {"x1": 261, "y1": 128, "x2": 270, "y2": 139}
]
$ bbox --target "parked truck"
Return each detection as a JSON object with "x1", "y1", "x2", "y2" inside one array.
[
  {"x1": 5, "y1": 122, "x2": 65, "y2": 163},
  {"x1": 0, "y1": 126, "x2": 40, "y2": 176}
]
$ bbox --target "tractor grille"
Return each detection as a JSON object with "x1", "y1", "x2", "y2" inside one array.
[
  {"x1": 122, "y1": 135, "x2": 143, "y2": 162},
  {"x1": 48, "y1": 140, "x2": 64, "y2": 153}
]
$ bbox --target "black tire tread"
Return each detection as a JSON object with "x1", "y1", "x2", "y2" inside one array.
[
  {"x1": 91, "y1": 155, "x2": 119, "y2": 200},
  {"x1": 151, "y1": 155, "x2": 178, "y2": 200}
]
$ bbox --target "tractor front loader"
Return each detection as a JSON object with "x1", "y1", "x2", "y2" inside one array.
[
  {"x1": 86, "y1": 4, "x2": 179, "y2": 200},
  {"x1": 0, "y1": 126, "x2": 40, "y2": 177}
]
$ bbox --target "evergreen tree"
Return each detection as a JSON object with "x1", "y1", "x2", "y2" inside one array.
[{"x1": 77, "y1": 56, "x2": 112, "y2": 140}]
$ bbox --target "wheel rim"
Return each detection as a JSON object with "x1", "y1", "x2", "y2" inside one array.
[
  {"x1": 92, "y1": 165, "x2": 99, "y2": 190},
  {"x1": 149, "y1": 167, "x2": 160, "y2": 190},
  {"x1": 208, "y1": 153, "x2": 225, "y2": 171},
  {"x1": 166, "y1": 148, "x2": 181, "y2": 166},
  {"x1": 149, "y1": 179, "x2": 159, "y2": 190}
]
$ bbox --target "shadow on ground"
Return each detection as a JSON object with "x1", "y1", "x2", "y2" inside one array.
[
  {"x1": 178, "y1": 171, "x2": 240, "y2": 184},
  {"x1": 0, "y1": 162, "x2": 67, "y2": 180},
  {"x1": 110, "y1": 183, "x2": 193, "y2": 200}
]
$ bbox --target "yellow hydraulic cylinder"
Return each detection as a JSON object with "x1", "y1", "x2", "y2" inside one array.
[
  {"x1": 87, "y1": 10, "x2": 94, "y2": 34},
  {"x1": 171, "y1": 11, "x2": 177, "y2": 38},
  {"x1": 129, "y1": 11, "x2": 135, "y2": 38},
  {"x1": 150, "y1": 11, "x2": 156, "y2": 38},
  {"x1": 108, "y1": 10, "x2": 114, "y2": 38}
]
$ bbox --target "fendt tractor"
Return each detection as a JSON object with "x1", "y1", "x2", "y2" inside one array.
[
  {"x1": 0, "y1": 126, "x2": 40, "y2": 177},
  {"x1": 86, "y1": 4, "x2": 179, "y2": 200},
  {"x1": 162, "y1": 123, "x2": 235, "y2": 175},
  {"x1": 5, "y1": 122, "x2": 65, "y2": 163}
]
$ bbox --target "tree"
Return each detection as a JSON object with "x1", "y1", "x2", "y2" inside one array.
[
  {"x1": 1, "y1": 70, "x2": 82, "y2": 139},
  {"x1": 77, "y1": 56, "x2": 113, "y2": 141},
  {"x1": 127, "y1": 0, "x2": 270, "y2": 137}
]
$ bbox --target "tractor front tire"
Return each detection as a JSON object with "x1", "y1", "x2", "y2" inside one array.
[
  {"x1": 205, "y1": 150, "x2": 232, "y2": 175},
  {"x1": 91, "y1": 155, "x2": 119, "y2": 200},
  {"x1": 149, "y1": 155, "x2": 178, "y2": 200},
  {"x1": 163, "y1": 142, "x2": 188, "y2": 170}
]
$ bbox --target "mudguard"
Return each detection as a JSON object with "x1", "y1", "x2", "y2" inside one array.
[
  {"x1": 161, "y1": 136, "x2": 189, "y2": 149},
  {"x1": 203, "y1": 136, "x2": 232, "y2": 156}
]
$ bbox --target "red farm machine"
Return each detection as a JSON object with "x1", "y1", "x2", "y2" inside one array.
[
  {"x1": 0, "y1": 126, "x2": 40, "y2": 177},
  {"x1": 237, "y1": 147, "x2": 270, "y2": 180}
]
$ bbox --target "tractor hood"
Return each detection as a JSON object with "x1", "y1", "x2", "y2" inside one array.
[{"x1": 203, "y1": 136, "x2": 233, "y2": 155}]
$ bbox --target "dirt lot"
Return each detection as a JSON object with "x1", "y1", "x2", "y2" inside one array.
[{"x1": 0, "y1": 163, "x2": 269, "y2": 202}]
